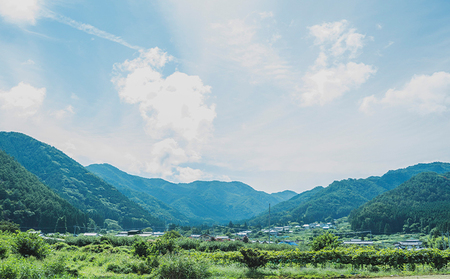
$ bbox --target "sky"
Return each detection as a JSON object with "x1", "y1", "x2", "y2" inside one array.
[{"x1": 1, "y1": 0, "x2": 450, "y2": 194}]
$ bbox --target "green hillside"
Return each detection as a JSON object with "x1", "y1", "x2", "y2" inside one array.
[
  {"x1": 0, "y1": 132, "x2": 163, "y2": 229},
  {"x1": 248, "y1": 162, "x2": 450, "y2": 226},
  {"x1": 86, "y1": 163, "x2": 296, "y2": 224},
  {"x1": 349, "y1": 171, "x2": 450, "y2": 234},
  {"x1": 0, "y1": 150, "x2": 88, "y2": 232}
]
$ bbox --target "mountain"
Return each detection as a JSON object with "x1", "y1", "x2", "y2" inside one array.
[
  {"x1": 86, "y1": 163, "x2": 296, "y2": 224},
  {"x1": 0, "y1": 150, "x2": 88, "y2": 232},
  {"x1": 248, "y1": 162, "x2": 450, "y2": 226},
  {"x1": 247, "y1": 186, "x2": 324, "y2": 226},
  {"x1": 349, "y1": 172, "x2": 450, "y2": 234},
  {"x1": 0, "y1": 132, "x2": 163, "y2": 230}
]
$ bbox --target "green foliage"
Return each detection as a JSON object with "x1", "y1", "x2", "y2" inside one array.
[
  {"x1": 0, "y1": 150, "x2": 88, "y2": 233},
  {"x1": 198, "y1": 240, "x2": 244, "y2": 252},
  {"x1": 350, "y1": 172, "x2": 450, "y2": 233},
  {"x1": 0, "y1": 221, "x2": 19, "y2": 233},
  {"x1": 133, "y1": 239, "x2": 150, "y2": 257},
  {"x1": 239, "y1": 248, "x2": 269, "y2": 270},
  {"x1": 311, "y1": 232, "x2": 341, "y2": 251},
  {"x1": 176, "y1": 237, "x2": 200, "y2": 250},
  {"x1": 156, "y1": 254, "x2": 210, "y2": 279},
  {"x1": 13, "y1": 231, "x2": 50, "y2": 259},
  {"x1": 163, "y1": 230, "x2": 181, "y2": 239}
]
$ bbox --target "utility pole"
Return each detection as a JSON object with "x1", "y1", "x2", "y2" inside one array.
[{"x1": 268, "y1": 203, "x2": 271, "y2": 243}]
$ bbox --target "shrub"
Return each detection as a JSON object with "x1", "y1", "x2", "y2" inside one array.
[
  {"x1": 13, "y1": 231, "x2": 50, "y2": 259},
  {"x1": 239, "y1": 248, "x2": 268, "y2": 270},
  {"x1": 176, "y1": 238, "x2": 200, "y2": 250},
  {"x1": 0, "y1": 221, "x2": 19, "y2": 233},
  {"x1": 311, "y1": 232, "x2": 340, "y2": 251},
  {"x1": 156, "y1": 255, "x2": 210, "y2": 279},
  {"x1": 133, "y1": 239, "x2": 150, "y2": 257},
  {"x1": 0, "y1": 240, "x2": 9, "y2": 259}
]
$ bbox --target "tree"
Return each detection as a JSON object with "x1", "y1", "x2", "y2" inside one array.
[{"x1": 311, "y1": 232, "x2": 340, "y2": 251}]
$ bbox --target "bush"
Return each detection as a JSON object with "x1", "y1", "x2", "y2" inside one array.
[
  {"x1": 106, "y1": 257, "x2": 158, "y2": 275},
  {"x1": 13, "y1": 231, "x2": 50, "y2": 259},
  {"x1": 156, "y1": 255, "x2": 210, "y2": 279},
  {"x1": 133, "y1": 239, "x2": 150, "y2": 257},
  {"x1": 0, "y1": 221, "x2": 20, "y2": 233},
  {"x1": 176, "y1": 238, "x2": 200, "y2": 250},
  {"x1": 311, "y1": 232, "x2": 340, "y2": 251},
  {"x1": 239, "y1": 248, "x2": 268, "y2": 270},
  {"x1": 0, "y1": 240, "x2": 10, "y2": 259}
]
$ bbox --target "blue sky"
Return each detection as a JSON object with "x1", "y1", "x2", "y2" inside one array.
[{"x1": 1, "y1": 0, "x2": 450, "y2": 193}]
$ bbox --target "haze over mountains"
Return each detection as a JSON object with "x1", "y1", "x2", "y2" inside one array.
[
  {"x1": 86, "y1": 163, "x2": 296, "y2": 224},
  {"x1": 0, "y1": 131, "x2": 450, "y2": 234}
]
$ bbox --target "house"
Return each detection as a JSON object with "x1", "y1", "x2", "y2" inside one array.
[
  {"x1": 152, "y1": 231, "x2": 165, "y2": 237},
  {"x1": 395, "y1": 239, "x2": 423, "y2": 250},
  {"x1": 215, "y1": 236, "x2": 230, "y2": 241},
  {"x1": 343, "y1": 239, "x2": 374, "y2": 246},
  {"x1": 83, "y1": 232, "x2": 102, "y2": 237}
]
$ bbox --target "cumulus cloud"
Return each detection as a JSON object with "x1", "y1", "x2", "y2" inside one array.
[
  {"x1": 298, "y1": 20, "x2": 376, "y2": 106},
  {"x1": 360, "y1": 72, "x2": 450, "y2": 114},
  {"x1": 112, "y1": 48, "x2": 216, "y2": 181},
  {"x1": 0, "y1": 0, "x2": 41, "y2": 25},
  {"x1": 0, "y1": 82, "x2": 46, "y2": 116}
]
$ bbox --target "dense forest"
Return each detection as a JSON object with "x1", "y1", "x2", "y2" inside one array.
[
  {"x1": 349, "y1": 171, "x2": 450, "y2": 234},
  {"x1": 0, "y1": 150, "x2": 88, "y2": 232},
  {"x1": 0, "y1": 132, "x2": 163, "y2": 230},
  {"x1": 87, "y1": 163, "x2": 297, "y2": 224},
  {"x1": 248, "y1": 162, "x2": 450, "y2": 226}
]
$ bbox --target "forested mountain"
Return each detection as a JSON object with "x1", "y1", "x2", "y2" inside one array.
[
  {"x1": 0, "y1": 150, "x2": 88, "y2": 232},
  {"x1": 87, "y1": 163, "x2": 297, "y2": 224},
  {"x1": 349, "y1": 172, "x2": 450, "y2": 234},
  {"x1": 248, "y1": 162, "x2": 450, "y2": 226},
  {"x1": 0, "y1": 132, "x2": 163, "y2": 229}
]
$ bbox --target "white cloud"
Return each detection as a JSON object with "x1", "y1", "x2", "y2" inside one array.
[
  {"x1": 300, "y1": 62, "x2": 376, "y2": 106},
  {"x1": 175, "y1": 166, "x2": 204, "y2": 182},
  {"x1": 298, "y1": 20, "x2": 375, "y2": 106},
  {"x1": 0, "y1": 0, "x2": 41, "y2": 25},
  {"x1": 112, "y1": 48, "x2": 216, "y2": 181},
  {"x1": 360, "y1": 72, "x2": 450, "y2": 114},
  {"x1": 308, "y1": 20, "x2": 365, "y2": 58},
  {"x1": 0, "y1": 82, "x2": 45, "y2": 116},
  {"x1": 209, "y1": 12, "x2": 291, "y2": 83}
]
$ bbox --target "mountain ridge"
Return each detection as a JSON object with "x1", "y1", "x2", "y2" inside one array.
[{"x1": 87, "y1": 163, "x2": 297, "y2": 225}]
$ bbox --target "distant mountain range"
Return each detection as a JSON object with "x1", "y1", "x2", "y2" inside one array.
[
  {"x1": 0, "y1": 131, "x2": 296, "y2": 229},
  {"x1": 1, "y1": 131, "x2": 450, "y2": 232},
  {"x1": 86, "y1": 163, "x2": 297, "y2": 225},
  {"x1": 247, "y1": 162, "x2": 450, "y2": 226}
]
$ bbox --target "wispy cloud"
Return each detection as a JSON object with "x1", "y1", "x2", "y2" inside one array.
[{"x1": 42, "y1": 9, "x2": 142, "y2": 50}]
